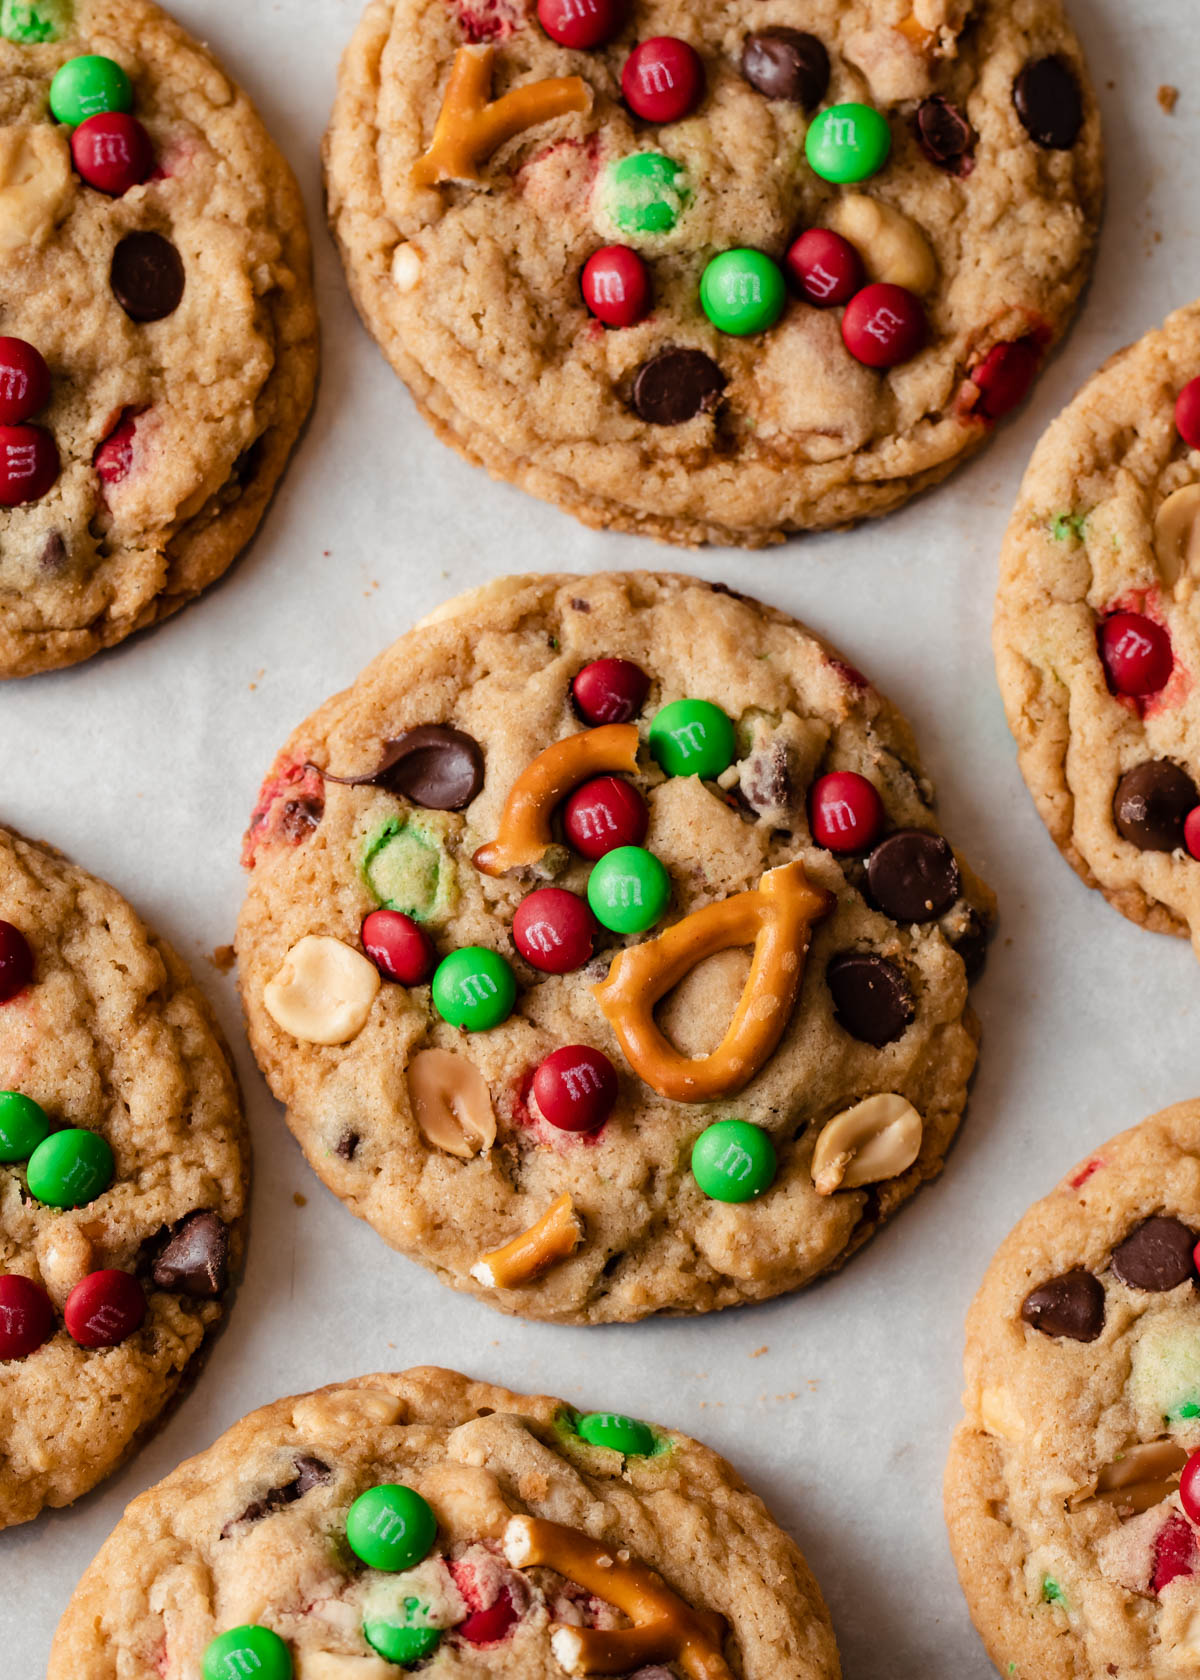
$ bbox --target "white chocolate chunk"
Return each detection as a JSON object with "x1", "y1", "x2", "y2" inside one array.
[
  {"x1": 811, "y1": 1094, "x2": 923, "y2": 1195},
  {"x1": 0, "y1": 125, "x2": 72, "y2": 255},
  {"x1": 979, "y1": 1385, "x2": 1025, "y2": 1442},
  {"x1": 392, "y1": 242, "x2": 423, "y2": 292},
  {"x1": 408, "y1": 1049, "x2": 496, "y2": 1158},
  {"x1": 263, "y1": 935, "x2": 380, "y2": 1044},
  {"x1": 828, "y1": 194, "x2": 938, "y2": 294}
]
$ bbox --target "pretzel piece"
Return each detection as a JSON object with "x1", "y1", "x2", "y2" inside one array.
[
  {"x1": 413, "y1": 45, "x2": 591, "y2": 189},
  {"x1": 592, "y1": 860, "x2": 833, "y2": 1102},
  {"x1": 503, "y1": 1515, "x2": 732, "y2": 1680},
  {"x1": 473, "y1": 724, "x2": 640, "y2": 876},
  {"x1": 470, "y1": 1193, "x2": 583, "y2": 1288}
]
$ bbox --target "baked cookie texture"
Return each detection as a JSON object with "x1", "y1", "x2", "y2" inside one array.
[
  {"x1": 0, "y1": 0, "x2": 318, "y2": 678},
  {"x1": 995, "y1": 301, "x2": 1200, "y2": 955},
  {"x1": 945, "y1": 1103, "x2": 1200, "y2": 1680},
  {"x1": 49, "y1": 1367, "x2": 842, "y2": 1680},
  {"x1": 324, "y1": 0, "x2": 1103, "y2": 548},
  {"x1": 237, "y1": 572, "x2": 994, "y2": 1324},
  {"x1": 0, "y1": 827, "x2": 248, "y2": 1528}
]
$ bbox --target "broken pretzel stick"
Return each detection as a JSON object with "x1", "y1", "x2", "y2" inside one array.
[
  {"x1": 413, "y1": 45, "x2": 591, "y2": 189},
  {"x1": 470, "y1": 1192, "x2": 583, "y2": 1289}
]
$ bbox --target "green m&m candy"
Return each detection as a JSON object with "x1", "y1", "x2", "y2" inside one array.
[
  {"x1": 0, "y1": 1090, "x2": 49, "y2": 1162},
  {"x1": 577, "y1": 1411, "x2": 655, "y2": 1456},
  {"x1": 50, "y1": 54, "x2": 133, "y2": 127},
  {"x1": 805, "y1": 102, "x2": 892, "y2": 184},
  {"x1": 700, "y1": 250, "x2": 786, "y2": 337},
  {"x1": 26, "y1": 1127, "x2": 113, "y2": 1208},
  {"x1": 691, "y1": 1120, "x2": 777, "y2": 1203},
  {"x1": 346, "y1": 1484, "x2": 437, "y2": 1572},
  {"x1": 202, "y1": 1626, "x2": 292, "y2": 1680},
  {"x1": 608, "y1": 152, "x2": 689, "y2": 236},
  {"x1": 649, "y1": 698, "x2": 735, "y2": 780},
  {"x1": 587, "y1": 846, "x2": 670, "y2": 934},
  {"x1": 364, "y1": 1619, "x2": 441, "y2": 1666},
  {"x1": 431, "y1": 947, "x2": 516, "y2": 1031},
  {"x1": 1, "y1": 0, "x2": 73, "y2": 44}
]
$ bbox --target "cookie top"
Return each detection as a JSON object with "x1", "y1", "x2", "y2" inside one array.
[
  {"x1": 945, "y1": 1102, "x2": 1200, "y2": 1680},
  {"x1": 995, "y1": 301, "x2": 1200, "y2": 956},
  {"x1": 0, "y1": 827, "x2": 248, "y2": 1527},
  {"x1": 0, "y1": 0, "x2": 318, "y2": 678},
  {"x1": 324, "y1": 0, "x2": 1102, "y2": 548},
  {"x1": 237, "y1": 571, "x2": 993, "y2": 1324},
  {"x1": 49, "y1": 1367, "x2": 841, "y2": 1680}
]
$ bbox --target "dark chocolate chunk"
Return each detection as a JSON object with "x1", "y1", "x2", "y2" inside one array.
[
  {"x1": 867, "y1": 829, "x2": 961, "y2": 922},
  {"x1": 632, "y1": 348, "x2": 726, "y2": 426},
  {"x1": 916, "y1": 96, "x2": 975, "y2": 171},
  {"x1": 152, "y1": 1210, "x2": 228, "y2": 1298},
  {"x1": 1113, "y1": 760, "x2": 1198, "y2": 852},
  {"x1": 222, "y1": 1455, "x2": 332, "y2": 1535},
  {"x1": 740, "y1": 28, "x2": 830, "y2": 107},
  {"x1": 1013, "y1": 56, "x2": 1084, "y2": 150},
  {"x1": 111, "y1": 232, "x2": 186, "y2": 322},
  {"x1": 950, "y1": 907, "x2": 992, "y2": 981},
  {"x1": 278, "y1": 797, "x2": 323, "y2": 842},
  {"x1": 1112, "y1": 1217, "x2": 1198, "y2": 1293},
  {"x1": 335, "y1": 1130, "x2": 360, "y2": 1160},
  {"x1": 826, "y1": 952, "x2": 915, "y2": 1047},
  {"x1": 1020, "y1": 1268, "x2": 1105, "y2": 1341},
  {"x1": 323, "y1": 725, "x2": 484, "y2": 811}
]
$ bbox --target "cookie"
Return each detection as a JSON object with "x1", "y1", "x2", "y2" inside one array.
[
  {"x1": 236, "y1": 571, "x2": 994, "y2": 1324},
  {"x1": 324, "y1": 0, "x2": 1102, "y2": 548},
  {"x1": 995, "y1": 302, "x2": 1200, "y2": 958},
  {"x1": 0, "y1": 826, "x2": 248, "y2": 1527},
  {"x1": 48, "y1": 1367, "x2": 841, "y2": 1680},
  {"x1": 0, "y1": 0, "x2": 318, "y2": 678},
  {"x1": 945, "y1": 1103, "x2": 1200, "y2": 1678}
]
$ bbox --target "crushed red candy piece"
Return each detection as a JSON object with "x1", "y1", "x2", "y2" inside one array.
[
  {"x1": 94, "y1": 409, "x2": 142, "y2": 486},
  {"x1": 458, "y1": 1587, "x2": 518, "y2": 1645},
  {"x1": 451, "y1": 0, "x2": 523, "y2": 42},
  {"x1": 970, "y1": 338, "x2": 1042, "y2": 421},
  {"x1": 1153, "y1": 1513, "x2": 1197, "y2": 1593},
  {"x1": 1067, "y1": 1157, "x2": 1104, "y2": 1190},
  {"x1": 241, "y1": 759, "x2": 325, "y2": 868}
]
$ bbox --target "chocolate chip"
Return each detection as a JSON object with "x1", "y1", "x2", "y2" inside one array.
[
  {"x1": 111, "y1": 232, "x2": 186, "y2": 322},
  {"x1": 742, "y1": 741, "x2": 793, "y2": 816},
  {"x1": 916, "y1": 96, "x2": 975, "y2": 171},
  {"x1": 38, "y1": 531, "x2": 67, "y2": 573},
  {"x1": 1020, "y1": 1268, "x2": 1105, "y2": 1341},
  {"x1": 740, "y1": 28, "x2": 830, "y2": 107},
  {"x1": 152, "y1": 1210, "x2": 229, "y2": 1299},
  {"x1": 1112, "y1": 1218, "x2": 1198, "y2": 1293},
  {"x1": 866, "y1": 830, "x2": 960, "y2": 923},
  {"x1": 950, "y1": 908, "x2": 992, "y2": 981},
  {"x1": 569, "y1": 597, "x2": 591, "y2": 612},
  {"x1": 1013, "y1": 56, "x2": 1084, "y2": 150},
  {"x1": 826, "y1": 952, "x2": 915, "y2": 1047},
  {"x1": 324, "y1": 725, "x2": 485, "y2": 811},
  {"x1": 632, "y1": 349, "x2": 726, "y2": 426},
  {"x1": 279, "y1": 797, "x2": 322, "y2": 842},
  {"x1": 1113, "y1": 761, "x2": 1198, "y2": 851},
  {"x1": 232, "y1": 437, "x2": 264, "y2": 488},
  {"x1": 221, "y1": 1455, "x2": 331, "y2": 1535},
  {"x1": 335, "y1": 1130, "x2": 360, "y2": 1160}
]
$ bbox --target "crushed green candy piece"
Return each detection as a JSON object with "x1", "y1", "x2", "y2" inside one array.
[
  {"x1": 607, "y1": 152, "x2": 689, "y2": 236},
  {"x1": 1, "y1": 0, "x2": 72, "y2": 41},
  {"x1": 363, "y1": 819, "x2": 456, "y2": 923},
  {"x1": 1041, "y1": 1578, "x2": 1066, "y2": 1606},
  {"x1": 1130, "y1": 1321, "x2": 1200, "y2": 1430},
  {"x1": 1050, "y1": 512, "x2": 1087, "y2": 543},
  {"x1": 362, "y1": 1563, "x2": 461, "y2": 1666},
  {"x1": 1171, "y1": 1399, "x2": 1200, "y2": 1421}
]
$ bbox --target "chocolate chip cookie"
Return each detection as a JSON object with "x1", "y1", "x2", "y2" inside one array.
[
  {"x1": 0, "y1": 826, "x2": 248, "y2": 1527},
  {"x1": 0, "y1": 0, "x2": 318, "y2": 678},
  {"x1": 945, "y1": 1102, "x2": 1200, "y2": 1680},
  {"x1": 324, "y1": 0, "x2": 1102, "y2": 547},
  {"x1": 994, "y1": 300, "x2": 1200, "y2": 958},
  {"x1": 237, "y1": 572, "x2": 994, "y2": 1324},
  {"x1": 49, "y1": 1367, "x2": 841, "y2": 1680}
]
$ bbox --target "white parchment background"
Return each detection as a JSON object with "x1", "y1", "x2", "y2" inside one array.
[{"x1": 4, "y1": 0, "x2": 1200, "y2": 1673}]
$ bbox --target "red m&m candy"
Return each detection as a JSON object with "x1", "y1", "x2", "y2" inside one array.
[
  {"x1": 809, "y1": 772, "x2": 885, "y2": 853},
  {"x1": 1177, "y1": 377, "x2": 1200, "y2": 450},
  {"x1": 1099, "y1": 612, "x2": 1173, "y2": 697},
  {"x1": 0, "y1": 425, "x2": 58, "y2": 506},
  {"x1": 513, "y1": 888, "x2": 595, "y2": 973},
  {"x1": 71, "y1": 112, "x2": 154, "y2": 196},
  {"x1": 0, "y1": 1274, "x2": 55, "y2": 1360},
  {"x1": 537, "y1": 0, "x2": 624, "y2": 49},
  {"x1": 582, "y1": 247, "x2": 650, "y2": 328},
  {"x1": 572, "y1": 657, "x2": 650, "y2": 724},
  {"x1": 622, "y1": 37, "x2": 704, "y2": 124},
  {"x1": 95, "y1": 410, "x2": 139, "y2": 486},
  {"x1": 531, "y1": 1045, "x2": 617, "y2": 1132},
  {"x1": 1182, "y1": 1448, "x2": 1200, "y2": 1524},
  {"x1": 362, "y1": 910, "x2": 436, "y2": 985},
  {"x1": 971, "y1": 339, "x2": 1040, "y2": 421},
  {"x1": 0, "y1": 921, "x2": 33, "y2": 1003},
  {"x1": 564, "y1": 776, "x2": 648, "y2": 859},
  {"x1": 65, "y1": 1269, "x2": 146, "y2": 1349},
  {"x1": 842, "y1": 283, "x2": 926, "y2": 369},
  {"x1": 784, "y1": 228, "x2": 863, "y2": 307},
  {"x1": 0, "y1": 338, "x2": 50, "y2": 424}
]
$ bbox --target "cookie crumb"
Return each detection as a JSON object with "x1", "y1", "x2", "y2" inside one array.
[
  {"x1": 1158, "y1": 84, "x2": 1180, "y2": 114},
  {"x1": 210, "y1": 944, "x2": 235, "y2": 973},
  {"x1": 292, "y1": 1192, "x2": 307, "y2": 1207},
  {"x1": 750, "y1": 1345, "x2": 768, "y2": 1358}
]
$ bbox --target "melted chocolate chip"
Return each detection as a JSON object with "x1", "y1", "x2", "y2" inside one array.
[
  {"x1": 278, "y1": 797, "x2": 322, "y2": 842},
  {"x1": 221, "y1": 1455, "x2": 331, "y2": 1535},
  {"x1": 1020, "y1": 1268, "x2": 1105, "y2": 1341},
  {"x1": 335, "y1": 1130, "x2": 360, "y2": 1160},
  {"x1": 632, "y1": 349, "x2": 726, "y2": 426},
  {"x1": 740, "y1": 28, "x2": 830, "y2": 107},
  {"x1": 950, "y1": 907, "x2": 992, "y2": 981},
  {"x1": 1113, "y1": 761, "x2": 1198, "y2": 851},
  {"x1": 826, "y1": 952, "x2": 915, "y2": 1047},
  {"x1": 38, "y1": 531, "x2": 67, "y2": 573},
  {"x1": 867, "y1": 830, "x2": 961, "y2": 923},
  {"x1": 111, "y1": 232, "x2": 186, "y2": 322},
  {"x1": 324, "y1": 725, "x2": 485, "y2": 811},
  {"x1": 1112, "y1": 1218, "x2": 1198, "y2": 1293},
  {"x1": 1013, "y1": 56, "x2": 1084, "y2": 150},
  {"x1": 152, "y1": 1210, "x2": 228, "y2": 1298},
  {"x1": 916, "y1": 96, "x2": 975, "y2": 171}
]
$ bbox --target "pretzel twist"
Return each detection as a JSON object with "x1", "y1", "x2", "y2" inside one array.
[
  {"x1": 413, "y1": 45, "x2": 591, "y2": 188},
  {"x1": 473, "y1": 724, "x2": 640, "y2": 876}
]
